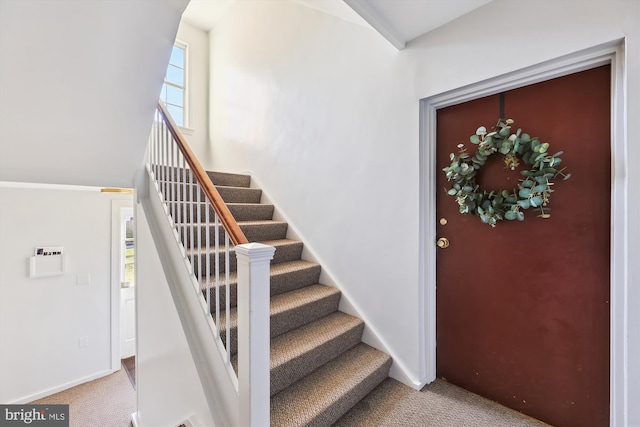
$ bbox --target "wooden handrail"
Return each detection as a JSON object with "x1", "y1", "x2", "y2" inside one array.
[{"x1": 156, "y1": 101, "x2": 248, "y2": 246}]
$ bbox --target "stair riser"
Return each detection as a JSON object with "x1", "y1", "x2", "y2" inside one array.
[
  {"x1": 190, "y1": 251, "x2": 238, "y2": 276},
  {"x1": 218, "y1": 186, "x2": 262, "y2": 204},
  {"x1": 206, "y1": 171, "x2": 251, "y2": 188},
  {"x1": 175, "y1": 224, "x2": 229, "y2": 247},
  {"x1": 150, "y1": 166, "x2": 193, "y2": 182},
  {"x1": 159, "y1": 182, "x2": 262, "y2": 204},
  {"x1": 243, "y1": 222, "x2": 289, "y2": 242},
  {"x1": 308, "y1": 357, "x2": 392, "y2": 427},
  {"x1": 271, "y1": 292, "x2": 341, "y2": 338},
  {"x1": 166, "y1": 202, "x2": 213, "y2": 224},
  {"x1": 152, "y1": 166, "x2": 251, "y2": 187},
  {"x1": 165, "y1": 202, "x2": 275, "y2": 223},
  {"x1": 177, "y1": 222, "x2": 288, "y2": 246},
  {"x1": 189, "y1": 241, "x2": 304, "y2": 278},
  {"x1": 270, "y1": 264, "x2": 321, "y2": 296},
  {"x1": 267, "y1": 242, "x2": 304, "y2": 265},
  {"x1": 222, "y1": 291, "x2": 340, "y2": 356},
  {"x1": 203, "y1": 282, "x2": 237, "y2": 312},
  {"x1": 271, "y1": 323, "x2": 364, "y2": 396},
  {"x1": 201, "y1": 261, "x2": 319, "y2": 313},
  {"x1": 152, "y1": 168, "x2": 250, "y2": 187},
  {"x1": 157, "y1": 181, "x2": 204, "y2": 202},
  {"x1": 228, "y1": 204, "x2": 275, "y2": 221}
]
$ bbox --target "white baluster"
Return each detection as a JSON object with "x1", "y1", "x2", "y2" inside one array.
[
  {"x1": 225, "y1": 233, "x2": 230, "y2": 363},
  {"x1": 215, "y1": 215, "x2": 220, "y2": 338}
]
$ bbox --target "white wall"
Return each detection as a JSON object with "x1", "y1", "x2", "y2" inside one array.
[
  {"x1": 207, "y1": 1, "x2": 640, "y2": 423},
  {"x1": 208, "y1": 0, "x2": 421, "y2": 382},
  {"x1": 175, "y1": 21, "x2": 210, "y2": 162},
  {"x1": 0, "y1": 184, "x2": 132, "y2": 404},
  {"x1": 134, "y1": 199, "x2": 215, "y2": 427},
  {"x1": 0, "y1": 0, "x2": 187, "y2": 188}
]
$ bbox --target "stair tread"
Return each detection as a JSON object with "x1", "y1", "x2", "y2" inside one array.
[
  {"x1": 186, "y1": 238, "x2": 301, "y2": 256},
  {"x1": 227, "y1": 202, "x2": 272, "y2": 206},
  {"x1": 166, "y1": 200, "x2": 272, "y2": 208},
  {"x1": 207, "y1": 171, "x2": 251, "y2": 188},
  {"x1": 238, "y1": 219, "x2": 286, "y2": 226},
  {"x1": 219, "y1": 284, "x2": 339, "y2": 330},
  {"x1": 200, "y1": 259, "x2": 319, "y2": 287},
  {"x1": 270, "y1": 343, "x2": 392, "y2": 427},
  {"x1": 271, "y1": 311, "x2": 363, "y2": 369},
  {"x1": 215, "y1": 184, "x2": 260, "y2": 191},
  {"x1": 271, "y1": 284, "x2": 339, "y2": 316},
  {"x1": 159, "y1": 181, "x2": 254, "y2": 189},
  {"x1": 177, "y1": 219, "x2": 286, "y2": 227}
]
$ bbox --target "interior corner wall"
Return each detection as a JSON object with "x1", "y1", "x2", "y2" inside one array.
[
  {"x1": 0, "y1": 184, "x2": 133, "y2": 403},
  {"x1": 208, "y1": 0, "x2": 423, "y2": 383},
  {"x1": 134, "y1": 199, "x2": 215, "y2": 427},
  {"x1": 175, "y1": 21, "x2": 210, "y2": 164}
]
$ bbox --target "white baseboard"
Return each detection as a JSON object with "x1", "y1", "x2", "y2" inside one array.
[{"x1": 9, "y1": 367, "x2": 119, "y2": 404}]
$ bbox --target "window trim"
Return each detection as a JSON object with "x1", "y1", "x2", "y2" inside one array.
[{"x1": 162, "y1": 40, "x2": 190, "y2": 131}]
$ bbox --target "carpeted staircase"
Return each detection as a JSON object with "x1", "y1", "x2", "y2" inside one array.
[{"x1": 166, "y1": 170, "x2": 391, "y2": 426}]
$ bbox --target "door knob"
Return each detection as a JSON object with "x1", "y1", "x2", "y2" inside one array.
[{"x1": 436, "y1": 237, "x2": 450, "y2": 249}]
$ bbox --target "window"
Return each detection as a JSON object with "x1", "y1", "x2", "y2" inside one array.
[{"x1": 160, "y1": 42, "x2": 187, "y2": 127}]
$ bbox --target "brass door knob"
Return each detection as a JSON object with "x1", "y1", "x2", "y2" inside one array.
[{"x1": 436, "y1": 237, "x2": 450, "y2": 248}]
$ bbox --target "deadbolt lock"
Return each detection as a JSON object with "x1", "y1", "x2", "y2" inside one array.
[
  {"x1": 436, "y1": 237, "x2": 450, "y2": 249},
  {"x1": 439, "y1": 218, "x2": 448, "y2": 225}
]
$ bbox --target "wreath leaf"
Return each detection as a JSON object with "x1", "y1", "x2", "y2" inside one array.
[{"x1": 442, "y1": 118, "x2": 570, "y2": 227}]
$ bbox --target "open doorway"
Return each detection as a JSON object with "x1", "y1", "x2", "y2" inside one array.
[
  {"x1": 112, "y1": 200, "x2": 136, "y2": 389},
  {"x1": 120, "y1": 208, "x2": 136, "y2": 388}
]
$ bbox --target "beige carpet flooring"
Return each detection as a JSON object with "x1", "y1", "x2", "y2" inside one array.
[
  {"x1": 335, "y1": 378, "x2": 551, "y2": 427},
  {"x1": 30, "y1": 366, "x2": 135, "y2": 427},
  {"x1": 28, "y1": 366, "x2": 550, "y2": 426}
]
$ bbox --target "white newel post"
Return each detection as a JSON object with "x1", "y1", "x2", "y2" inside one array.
[{"x1": 236, "y1": 242, "x2": 275, "y2": 427}]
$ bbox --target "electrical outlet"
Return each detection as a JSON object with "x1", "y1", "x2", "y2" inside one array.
[{"x1": 79, "y1": 336, "x2": 88, "y2": 348}]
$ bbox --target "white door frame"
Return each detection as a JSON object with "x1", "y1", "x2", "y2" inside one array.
[
  {"x1": 418, "y1": 39, "x2": 628, "y2": 426},
  {"x1": 111, "y1": 199, "x2": 134, "y2": 370}
]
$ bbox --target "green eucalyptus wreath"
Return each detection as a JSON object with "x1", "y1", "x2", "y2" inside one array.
[{"x1": 442, "y1": 118, "x2": 571, "y2": 227}]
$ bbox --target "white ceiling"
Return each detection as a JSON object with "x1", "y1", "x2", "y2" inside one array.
[
  {"x1": 181, "y1": 0, "x2": 494, "y2": 49},
  {"x1": 344, "y1": 0, "x2": 494, "y2": 48}
]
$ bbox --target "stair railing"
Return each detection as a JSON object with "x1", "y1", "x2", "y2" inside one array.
[{"x1": 145, "y1": 100, "x2": 273, "y2": 426}]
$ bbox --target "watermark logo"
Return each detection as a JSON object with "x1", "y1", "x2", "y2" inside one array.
[{"x1": 0, "y1": 405, "x2": 68, "y2": 426}]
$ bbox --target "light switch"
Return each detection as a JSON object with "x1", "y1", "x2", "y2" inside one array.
[{"x1": 76, "y1": 273, "x2": 91, "y2": 286}]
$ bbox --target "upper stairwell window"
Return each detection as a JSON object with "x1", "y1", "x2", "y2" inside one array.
[{"x1": 160, "y1": 42, "x2": 187, "y2": 128}]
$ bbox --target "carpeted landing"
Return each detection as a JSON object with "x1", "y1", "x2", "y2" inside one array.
[
  {"x1": 30, "y1": 365, "x2": 135, "y2": 427},
  {"x1": 29, "y1": 368, "x2": 549, "y2": 426},
  {"x1": 160, "y1": 170, "x2": 550, "y2": 427},
  {"x1": 335, "y1": 378, "x2": 550, "y2": 427}
]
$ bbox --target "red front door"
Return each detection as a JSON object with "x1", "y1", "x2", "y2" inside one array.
[{"x1": 435, "y1": 65, "x2": 611, "y2": 427}]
